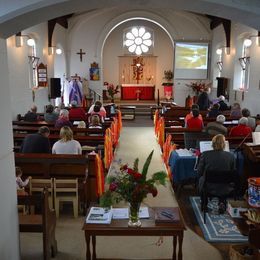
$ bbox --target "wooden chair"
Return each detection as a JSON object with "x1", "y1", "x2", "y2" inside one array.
[
  {"x1": 29, "y1": 178, "x2": 54, "y2": 210},
  {"x1": 54, "y1": 178, "x2": 78, "y2": 218},
  {"x1": 18, "y1": 187, "x2": 57, "y2": 260}
]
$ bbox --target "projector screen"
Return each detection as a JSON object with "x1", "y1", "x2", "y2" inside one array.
[{"x1": 174, "y1": 42, "x2": 209, "y2": 79}]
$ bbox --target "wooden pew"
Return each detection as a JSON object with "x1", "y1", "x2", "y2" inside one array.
[
  {"x1": 18, "y1": 187, "x2": 57, "y2": 260},
  {"x1": 166, "y1": 128, "x2": 252, "y2": 149},
  {"x1": 13, "y1": 125, "x2": 105, "y2": 136},
  {"x1": 15, "y1": 153, "x2": 99, "y2": 208},
  {"x1": 13, "y1": 133, "x2": 105, "y2": 153},
  {"x1": 13, "y1": 120, "x2": 113, "y2": 130}
]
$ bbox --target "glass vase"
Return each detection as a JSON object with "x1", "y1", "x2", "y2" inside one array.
[{"x1": 128, "y1": 202, "x2": 141, "y2": 227}]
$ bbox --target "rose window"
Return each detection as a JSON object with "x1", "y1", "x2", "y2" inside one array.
[{"x1": 125, "y1": 27, "x2": 152, "y2": 55}]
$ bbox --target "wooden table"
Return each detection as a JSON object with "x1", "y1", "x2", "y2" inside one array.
[{"x1": 82, "y1": 207, "x2": 186, "y2": 260}]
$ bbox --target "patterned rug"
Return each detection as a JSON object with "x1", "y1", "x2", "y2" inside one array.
[{"x1": 190, "y1": 197, "x2": 248, "y2": 243}]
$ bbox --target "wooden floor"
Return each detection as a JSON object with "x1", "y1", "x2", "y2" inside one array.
[{"x1": 176, "y1": 185, "x2": 230, "y2": 260}]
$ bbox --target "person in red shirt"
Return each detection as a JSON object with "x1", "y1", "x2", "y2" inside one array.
[
  {"x1": 69, "y1": 100, "x2": 87, "y2": 121},
  {"x1": 185, "y1": 104, "x2": 203, "y2": 123},
  {"x1": 229, "y1": 117, "x2": 252, "y2": 137},
  {"x1": 186, "y1": 109, "x2": 204, "y2": 130}
]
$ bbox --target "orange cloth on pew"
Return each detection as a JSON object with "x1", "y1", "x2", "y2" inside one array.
[
  {"x1": 154, "y1": 109, "x2": 159, "y2": 134},
  {"x1": 162, "y1": 135, "x2": 176, "y2": 179},
  {"x1": 95, "y1": 153, "x2": 105, "y2": 197},
  {"x1": 104, "y1": 128, "x2": 113, "y2": 170},
  {"x1": 157, "y1": 117, "x2": 165, "y2": 148},
  {"x1": 117, "y1": 110, "x2": 122, "y2": 133}
]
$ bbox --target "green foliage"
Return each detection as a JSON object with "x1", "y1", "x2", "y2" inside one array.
[{"x1": 99, "y1": 151, "x2": 167, "y2": 208}]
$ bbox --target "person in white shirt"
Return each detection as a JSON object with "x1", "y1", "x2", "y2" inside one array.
[
  {"x1": 16, "y1": 167, "x2": 30, "y2": 190},
  {"x1": 52, "y1": 126, "x2": 82, "y2": 154}
]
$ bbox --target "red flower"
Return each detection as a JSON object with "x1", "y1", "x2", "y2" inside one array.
[
  {"x1": 150, "y1": 187, "x2": 158, "y2": 197},
  {"x1": 120, "y1": 164, "x2": 128, "y2": 171},
  {"x1": 133, "y1": 172, "x2": 142, "y2": 180},
  {"x1": 127, "y1": 168, "x2": 135, "y2": 175},
  {"x1": 109, "y1": 182, "x2": 118, "y2": 191}
]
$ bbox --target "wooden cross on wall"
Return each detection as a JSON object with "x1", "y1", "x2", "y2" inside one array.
[{"x1": 77, "y1": 49, "x2": 86, "y2": 62}]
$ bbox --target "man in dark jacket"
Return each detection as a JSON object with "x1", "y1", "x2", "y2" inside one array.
[
  {"x1": 24, "y1": 105, "x2": 39, "y2": 122},
  {"x1": 20, "y1": 126, "x2": 50, "y2": 153}
]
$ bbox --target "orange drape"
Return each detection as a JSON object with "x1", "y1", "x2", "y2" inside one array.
[
  {"x1": 157, "y1": 117, "x2": 165, "y2": 148},
  {"x1": 162, "y1": 135, "x2": 176, "y2": 178},
  {"x1": 95, "y1": 153, "x2": 105, "y2": 196},
  {"x1": 104, "y1": 128, "x2": 113, "y2": 170}
]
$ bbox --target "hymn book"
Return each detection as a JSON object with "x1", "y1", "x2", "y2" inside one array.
[{"x1": 86, "y1": 207, "x2": 112, "y2": 224}]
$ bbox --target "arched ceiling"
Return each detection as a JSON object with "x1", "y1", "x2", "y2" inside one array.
[{"x1": 1, "y1": 0, "x2": 260, "y2": 38}]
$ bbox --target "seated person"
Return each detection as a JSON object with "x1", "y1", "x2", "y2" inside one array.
[
  {"x1": 255, "y1": 115, "x2": 260, "y2": 132},
  {"x1": 88, "y1": 100, "x2": 106, "y2": 118},
  {"x1": 229, "y1": 117, "x2": 252, "y2": 137},
  {"x1": 230, "y1": 102, "x2": 242, "y2": 118},
  {"x1": 89, "y1": 115, "x2": 102, "y2": 129},
  {"x1": 24, "y1": 105, "x2": 39, "y2": 122},
  {"x1": 186, "y1": 109, "x2": 204, "y2": 130},
  {"x1": 52, "y1": 126, "x2": 82, "y2": 154},
  {"x1": 217, "y1": 95, "x2": 230, "y2": 111},
  {"x1": 241, "y1": 108, "x2": 256, "y2": 130},
  {"x1": 197, "y1": 134, "x2": 236, "y2": 213},
  {"x1": 44, "y1": 104, "x2": 58, "y2": 123},
  {"x1": 55, "y1": 109, "x2": 73, "y2": 128},
  {"x1": 88, "y1": 105, "x2": 105, "y2": 123},
  {"x1": 16, "y1": 167, "x2": 30, "y2": 190},
  {"x1": 207, "y1": 103, "x2": 221, "y2": 118},
  {"x1": 20, "y1": 126, "x2": 51, "y2": 153},
  {"x1": 185, "y1": 104, "x2": 203, "y2": 123},
  {"x1": 69, "y1": 100, "x2": 87, "y2": 121},
  {"x1": 205, "y1": 114, "x2": 227, "y2": 136}
]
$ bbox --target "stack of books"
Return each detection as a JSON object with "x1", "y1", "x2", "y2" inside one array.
[
  {"x1": 154, "y1": 207, "x2": 180, "y2": 224},
  {"x1": 86, "y1": 207, "x2": 113, "y2": 224}
]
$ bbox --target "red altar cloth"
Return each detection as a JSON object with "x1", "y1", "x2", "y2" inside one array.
[{"x1": 121, "y1": 84, "x2": 155, "y2": 100}]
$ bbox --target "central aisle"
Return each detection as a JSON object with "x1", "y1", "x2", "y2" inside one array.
[{"x1": 96, "y1": 125, "x2": 223, "y2": 260}]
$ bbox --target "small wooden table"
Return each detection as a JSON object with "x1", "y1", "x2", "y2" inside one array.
[{"x1": 82, "y1": 207, "x2": 186, "y2": 260}]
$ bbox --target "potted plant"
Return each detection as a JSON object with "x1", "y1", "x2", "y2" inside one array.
[{"x1": 162, "y1": 70, "x2": 173, "y2": 86}]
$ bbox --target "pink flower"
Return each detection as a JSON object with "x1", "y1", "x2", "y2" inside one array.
[{"x1": 109, "y1": 182, "x2": 118, "y2": 191}]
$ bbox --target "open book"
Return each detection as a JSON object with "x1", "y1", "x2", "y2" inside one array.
[{"x1": 86, "y1": 207, "x2": 112, "y2": 224}]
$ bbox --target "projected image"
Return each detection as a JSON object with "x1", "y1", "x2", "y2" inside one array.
[{"x1": 175, "y1": 43, "x2": 208, "y2": 69}]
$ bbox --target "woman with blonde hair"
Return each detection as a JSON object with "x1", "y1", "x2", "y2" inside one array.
[{"x1": 52, "y1": 126, "x2": 82, "y2": 154}]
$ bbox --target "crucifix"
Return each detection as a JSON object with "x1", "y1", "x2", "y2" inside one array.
[
  {"x1": 131, "y1": 57, "x2": 144, "y2": 84},
  {"x1": 77, "y1": 49, "x2": 86, "y2": 62}
]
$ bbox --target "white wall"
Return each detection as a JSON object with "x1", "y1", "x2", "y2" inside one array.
[
  {"x1": 211, "y1": 22, "x2": 260, "y2": 115},
  {"x1": 68, "y1": 9, "x2": 211, "y2": 105},
  {"x1": 0, "y1": 38, "x2": 20, "y2": 260}
]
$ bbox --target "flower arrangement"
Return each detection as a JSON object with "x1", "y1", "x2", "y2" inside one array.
[
  {"x1": 162, "y1": 70, "x2": 174, "y2": 86},
  {"x1": 104, "y1": 82, "x2": 120, "y2": 100},
  {"x1": 186, "y1": 81, "x2": 211, "y2": 96},
  {"x1": 100, "y1": 151, "x2": 167, "y2": 218}
]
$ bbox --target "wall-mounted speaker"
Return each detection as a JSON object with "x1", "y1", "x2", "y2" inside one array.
[
  {"x1": 216, "y1": 77, "x2": 228, "y2": 98},
  {"x1": 50, "y1": 78, "x2": 61, "y2": 98}
]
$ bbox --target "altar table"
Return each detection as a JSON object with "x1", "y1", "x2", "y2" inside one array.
[
  {"x1": 121, "y1": 84, "x2": 155, "y2": 100},
  {"x1": 83, "y1": 207, "x2": 186, "y2": 260}
]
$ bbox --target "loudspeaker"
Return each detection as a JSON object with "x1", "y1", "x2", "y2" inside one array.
[
  {"x1": 216, "y1": 77, "x2": 228, "y2": 98},
  {"x1": 50, "y1": 78, "x2": 61, "y2": 98}
]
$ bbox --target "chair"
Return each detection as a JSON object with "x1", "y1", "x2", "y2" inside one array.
[
  {"x1": 29, "y1": 178, "x2": 54, "y2": 210},
  {"x1": 200, "y1": 169, "x2": 239, "y2": 224},
  {"x1": 54, "y1": 178, "x2": 78, "y2": 218}
]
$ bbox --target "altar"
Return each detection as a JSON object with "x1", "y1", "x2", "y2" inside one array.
[{"x1": 121, "y1": 84, "x2": 155, "y2": 100}]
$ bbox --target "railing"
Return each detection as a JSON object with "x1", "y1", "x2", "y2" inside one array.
[{"x1": 89, "y1": 88, "x2": 102, "y2": 103}]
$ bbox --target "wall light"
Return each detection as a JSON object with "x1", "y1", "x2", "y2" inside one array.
[
  {"x1": 244, "y1": 38, "x2": 252, "y2": 48},
  {"x1": 15, "y1": 33, "x2": 35, "y2": 47},
  {"x1": 48, "y1": 46, "x2": 62, "y2": 55},
  {"x1": 216, "y1": 48, "x2": 222, "y2": 55}
]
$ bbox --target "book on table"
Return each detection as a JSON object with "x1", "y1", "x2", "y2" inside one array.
[
  {"x1": 154, "y1": 207, "x2": 180, "y2": 224},
  {"x1": 86, "y1": 207, "x2": 112, "y2": 224}
]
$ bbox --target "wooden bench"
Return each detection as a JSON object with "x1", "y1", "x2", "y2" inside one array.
[
  {"x1": 18, "y1": 187, "x2": 57, "y2": 260},
  {"x1": 119, "y1": 106, "x2": 136, "y2": 120},
  {"x1": 13, "y1": 133, "x2": 105, "y2": 153},
  {"x1": 15, "y1": 153, "x2": 99, "y2": 209},
  {"x1": 13, "y1": 125, "x2": 105, "y2": 136}
]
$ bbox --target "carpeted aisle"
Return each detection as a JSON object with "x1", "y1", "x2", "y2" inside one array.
[{"x1": 96, "y1": 125, "x2": 223, "y2": 260}]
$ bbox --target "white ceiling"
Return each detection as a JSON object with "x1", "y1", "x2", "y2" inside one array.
[{"x1": 1, "y1": 0, "x2": 260, "y2": 38}]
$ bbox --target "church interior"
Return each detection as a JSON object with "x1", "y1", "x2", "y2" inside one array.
[{"x1": 1, "y1": 1, "x2": 260, "y2": 259}]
